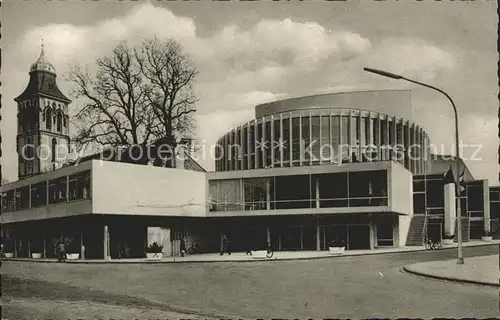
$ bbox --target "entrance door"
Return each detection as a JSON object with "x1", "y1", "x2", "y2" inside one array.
[{"x1": 347, "y1": 225, "x2": 370, "y2": 250}]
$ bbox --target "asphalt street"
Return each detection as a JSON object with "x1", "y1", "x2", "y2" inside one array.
[{"x1": 3, "y1": 245, "x2": 499, "y2": 318}]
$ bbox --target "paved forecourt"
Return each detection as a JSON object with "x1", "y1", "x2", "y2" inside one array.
[{"x1": 404, "y1": 254, "x2": 500, "y2": 286}]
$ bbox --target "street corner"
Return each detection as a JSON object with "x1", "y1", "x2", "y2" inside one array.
[{"x1": 403, "y1": 254, "x2": 500, "y2": 287}]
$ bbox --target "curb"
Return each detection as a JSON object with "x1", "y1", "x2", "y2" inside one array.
[
  {"x1": 402, "y1": 265, "x2": 500, "y2": 287},
  {"x1": 2, "y1": 243, "x2": 497, "y2": 265}
]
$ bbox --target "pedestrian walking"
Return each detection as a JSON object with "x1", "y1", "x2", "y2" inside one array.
[
  {"x1": 56, "y1": 240, "x2": 66, "y2": 262},
  {"x1": 220, "y1": 234, "x2": 231, "y2": 256}
]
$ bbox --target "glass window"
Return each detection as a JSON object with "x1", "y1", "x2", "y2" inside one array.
[
  {"x1": 265, "y1": 120, "x2": 271, "y2": 167},
  {"x1": 45, "y1": 108, "x2": 52, "y2": 130},
  {"x1": 273, "y1": 119, "x2": 281, "y2": 167},
  {"x1": 311, "y1": 116, "x2": 320, "y2": 163},
  {"x1": 291, "y1": 117, "x2": 300, "y2": 164},
  {"x1": 273, "y1": 175, "x2": 311, "y2": 209},
  {"x1": 413, "y1": 180, "x2": 426, "y2": 192},
  {"x1": 15, "y1": 187, "x2": 30, "y2": 210},
  {"x1": 282, "y1": 118, "x2": 290, "y2": 164},
  {"x1": 341, "y1": 116, "x2": 349, "y2": 162},
  {"x1": 49, "y1": 176, "x2": 67, "y2": 204},
  {"x1": 301, "y1": 115, "x2": 310, "y2": 164},
  {"x1": 209, "y1": 179, "x2": 242, "y2": 211},
  {"x1": 31, "y1": 182, "x2": 47, "y2": 207},
  {"x1": 56, "y1": 112, "x2": 63, "y2": 132},
  {"x1": 490, "y1": 190, "x2": 500, "y2": 202},
  {"x1": 249, "y1": 125, "x2": 255, "y2": 169},
  {"x1": 348, "y1": 170, "x2": 388, "y2": 206},
  {"x1": 467, "y1": 185, "x2": 484, "y2": 212},
  {"x1": 414, "y1": 193, "x2": 426, "y2": 213},
  {"x1": 317, "y1": 173, "x2": 348, "y2": 207},
  {"x1": 426, "y1": 179, "x2": 444, "y2": 208},
  {"x1": 242, "y1": 127, "x2": 248, "y2": 170},
  {"x1": 256, "y1": 122, "x2": 263, "y2": 169},
  {"x1": 244, "y1": 178, "x2": 269, "y2": 210}
]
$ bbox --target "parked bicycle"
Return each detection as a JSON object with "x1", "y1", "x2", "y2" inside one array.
[
  {"x1": 265, "y1": 242, "x2": 274, "y2": 258},
  {"x1": 424, "y1": 239, "x2": 442, "y2": 250},
  {"x1": 187, "y1": 240, "x2": 200, "y2": 254}
]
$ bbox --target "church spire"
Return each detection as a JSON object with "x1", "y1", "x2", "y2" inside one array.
[{"x1": 30, "y1": 39, "x2": 55, "y2": 74}]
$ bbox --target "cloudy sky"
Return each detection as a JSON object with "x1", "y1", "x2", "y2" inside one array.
[{"x1": 1, "y1": 0, "x2": 498, "y2": 184}]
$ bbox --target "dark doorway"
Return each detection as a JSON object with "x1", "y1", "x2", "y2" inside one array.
[{"x1": 427, "y1": 223, "x2": 442, "y2": 242}]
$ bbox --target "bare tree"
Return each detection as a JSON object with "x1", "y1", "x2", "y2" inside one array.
[
  {"x1": 68, "y1": 42, "x2": 155, "y2": 153},
  {"x1": 135, "y1": 37, "x2": 199, "y2": 152},
  {"x1": 68, "y1": 38, "x2": 199, "y2": 166}
]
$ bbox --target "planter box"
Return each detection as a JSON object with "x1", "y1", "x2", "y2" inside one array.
[
  {"x1": 329, "y1": 247, "x2": 345, "y2": 254},
  {"x1": 481, "y1": 236, "x2": 493, "y2": 242},
  {"x1": 146, "y1": 253, "x2": 163, "y2": 260},
  {"x1": 4, "y1": 252, "x2": 14, "y2": 258},
  {"x1": 66, "y1": 253, "x2": 80, "y2": 260},
  {"x1": 31, "y1": 253, "x2": 42, "y2": 259},
  {"x1": 443, "y1": 239, "x2": 454, "y2": 245},
  {"x1": 251, "y1": 250, "x2": 268, "y2": 259}
]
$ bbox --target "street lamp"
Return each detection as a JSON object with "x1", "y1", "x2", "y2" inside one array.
[{"x1": 363, "y1": 67, "x2": 464, "y2": 265}]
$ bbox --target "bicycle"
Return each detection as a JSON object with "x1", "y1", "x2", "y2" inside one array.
[
  {"x1": 187, "y1": 241, "x2": 200, "y2": 254},
  {"x1": 266, "y1": 248, "x2": 274, "y2": 259},
  {"x1": 424, "y1": 239, "x2": 442, "y2": 250}
]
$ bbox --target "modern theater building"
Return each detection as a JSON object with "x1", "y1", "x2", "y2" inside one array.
[{"x1": 0, "y1": 48, "x2": 497, "y2": 259}]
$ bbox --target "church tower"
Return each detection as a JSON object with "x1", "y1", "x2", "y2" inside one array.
[{"x1": 14, "y1": 43, "x2": 71, "y2": 179}]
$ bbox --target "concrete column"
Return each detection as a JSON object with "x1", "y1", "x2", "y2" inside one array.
[
  {"x1": 266, "y1": 180, "x2": 271, "y2": 210},
  {"x1": 300, "y1": 227, "x2": 304, "y2": 250},
  {"x1": 278, "y1": 232, "x2": 282, "y2": 251},
  {"x1": 80, "y1": 231, "x2": 84, "y2": 259},
  {"x1": 220, "y1": 230, "x2": 224, "y2": 252},
  {"x1": 104, "y1": 225, "x2": 110, "y2": 260},
  {"x1": 14, "y1": 240, "x2": 17, "y2": 258},
  {"x1": 28, "y1": 239, "x2": 31, "y2": 257},
  {"x1": 315, "y1": 178, "x2": 320, "y2": 209},
  {"x1": 43, "y1": 236, "x2": 46, "y2": 258},
  {"x1": 444, "y1": 183, "x2": 456, "y2": 236},
  {"x1": 483, "y1": 179, "x2": 491, "y2": 233},
  {"x1": 392, "y1": 221, "x2": 400, "y2": 247},
  {"x1": 369, "y1": 221, "x2": 375, "y2": 250},
  {"x1": 270, "y1": 115, "x2": 275, "y2": 168},
  {"x1": 316, "y1": 218, "x2": 321, "y2": 251},
  {"x1": 266, "y1": 227, "x2": 271, "y2": 244}
]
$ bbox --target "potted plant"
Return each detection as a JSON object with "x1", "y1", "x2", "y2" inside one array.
[
  {"x1": 65, "y1": 238, "x2": 80, "y2": 260},
  {"x1": 30, "y1": 241, "x2": 43, "y2": 259},
  {"x1": 443, "y1": 235, "x2": 455, "y2": 245},
  {"x1": 328, "y1": 238, "x2": 346, "y2": 254},
  {"x1": 481, "y1": 231, "x2": 493, "y2": 242},
  {"x1": 145, "y1": 242, "x2": 163, "y2": 260},
  {"x1": 3, "y1": 238, "x2": 14, "y2": 258}
]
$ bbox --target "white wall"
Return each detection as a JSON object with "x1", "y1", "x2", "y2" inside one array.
[
  {"x1": 389, "y1": 162, "x2": 413, "y2": 215},
  {"x1": 91, "y1": 160, "x2": 207, "y2": 217}
]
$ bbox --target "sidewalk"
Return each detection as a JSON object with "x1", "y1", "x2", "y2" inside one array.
[
  {"x1": 4, "y1": 240, "x2": 499, "y2": 264},
  {"x1": 404, "y1": 254, "x2": 500, "y2": 287}
]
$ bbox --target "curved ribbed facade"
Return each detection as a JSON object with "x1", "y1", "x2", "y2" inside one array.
[{"x1": 215, "y1": 91, "x2": 430, "y2": 174}]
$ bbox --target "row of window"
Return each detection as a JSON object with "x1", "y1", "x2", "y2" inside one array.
[
  {"x1": 1, "y1": 170, "x2": 91, "y2": 212},
  {"x1": 209, "y1": 170, "x2": 388, "y2": 212},
  {"x1": 216, "y1": 113, "x2": 429, "y2": 175},
  {"x1": 413, "y1": 175, "x2": 486, "y2": 217}
]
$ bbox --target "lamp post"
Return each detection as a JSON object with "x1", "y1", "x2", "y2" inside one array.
[{"x1": 363, "y1": 67, "x2": 464, "y2": 265}]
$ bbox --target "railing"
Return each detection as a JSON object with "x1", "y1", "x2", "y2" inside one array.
[{"x1": 210, "y1": 196, "x2": 389, "y2": 212}]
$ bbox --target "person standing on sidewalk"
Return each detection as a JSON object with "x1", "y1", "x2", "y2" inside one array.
[{"x1": 220, "y1": 234, "x2": 231, "y2": 256}]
